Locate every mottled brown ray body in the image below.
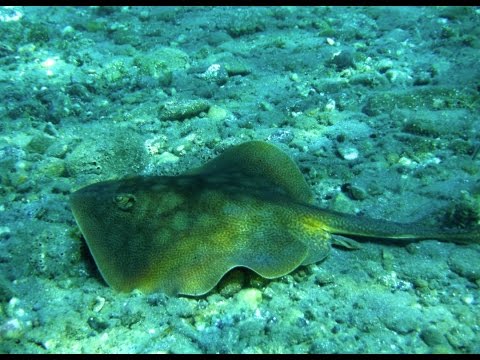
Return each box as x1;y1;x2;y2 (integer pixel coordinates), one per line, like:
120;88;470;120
70;141;479;296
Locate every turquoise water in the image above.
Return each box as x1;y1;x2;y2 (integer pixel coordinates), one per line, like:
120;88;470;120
0;6;479;354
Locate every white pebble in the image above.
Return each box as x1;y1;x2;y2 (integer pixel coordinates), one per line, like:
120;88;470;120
462;294;474;305
338;146;359;161
398;156;413;167
324;99;336;112
93;296;106;312
1;318;23;339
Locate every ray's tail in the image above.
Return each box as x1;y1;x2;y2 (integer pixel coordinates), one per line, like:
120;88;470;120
311;207;480;245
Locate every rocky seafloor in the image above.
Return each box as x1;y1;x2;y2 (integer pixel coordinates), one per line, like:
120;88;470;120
0;6;479;353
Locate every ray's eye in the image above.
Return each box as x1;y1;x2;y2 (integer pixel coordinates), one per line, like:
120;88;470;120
114;193;136;211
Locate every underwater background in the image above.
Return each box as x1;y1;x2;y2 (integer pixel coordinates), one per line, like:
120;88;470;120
0;6;479;354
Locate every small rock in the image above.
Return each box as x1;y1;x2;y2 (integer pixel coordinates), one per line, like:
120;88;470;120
165;298;193;318
27;134;55;154
377;59;394;73
46;142;69;159
224;60;251;76
156;152;179;164
236;288;262;310
420;326;448;347
0;226;11;238
337;145;359;161
92;296;106;313
0;318;24;339
199;64;228;85
208;105;228;121
314;269;335;286
382;308;419;334
349;185;367;200
267;129;294;144
218;269;245;297
448;248;480;282
40;158;66;177
87;316;109;332
328;49;356;71
159;100;210;121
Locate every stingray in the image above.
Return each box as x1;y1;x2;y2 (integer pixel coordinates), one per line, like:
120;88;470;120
70;141;479;296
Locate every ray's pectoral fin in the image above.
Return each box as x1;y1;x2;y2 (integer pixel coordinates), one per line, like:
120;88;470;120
188;141;314;204
235;228;309;280
175;228;310;296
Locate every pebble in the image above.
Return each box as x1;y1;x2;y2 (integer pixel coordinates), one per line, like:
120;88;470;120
448;248;480;282
420;326;448;347
159;100;210;121
92;296;106;313
208;106;228;121
236;288;262;310
40;158;66;177
26;134;55;154
382;307;419;334
337;146;359;160
0;226;11;238
224;61;251;77
218;269;245;298
200;64;228;85
0;318;24;339
349;185;367;200
398;156;414;167
157;152;179;164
